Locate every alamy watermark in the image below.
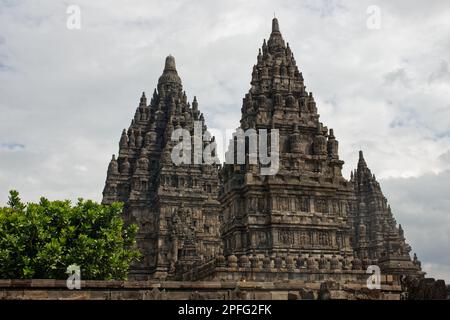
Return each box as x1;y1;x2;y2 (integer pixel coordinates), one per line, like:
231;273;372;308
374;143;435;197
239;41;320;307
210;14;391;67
170;121;280;175
366;265;381;290
366;5;381;30
66;264;81;290
66;5;81;30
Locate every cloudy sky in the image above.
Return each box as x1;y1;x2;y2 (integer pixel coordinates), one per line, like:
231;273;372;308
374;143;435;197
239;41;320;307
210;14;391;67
1;0;449;281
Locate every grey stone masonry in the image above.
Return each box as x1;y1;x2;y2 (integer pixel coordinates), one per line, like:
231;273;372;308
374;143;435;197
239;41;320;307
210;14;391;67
103;18;424;284
102;55;222;280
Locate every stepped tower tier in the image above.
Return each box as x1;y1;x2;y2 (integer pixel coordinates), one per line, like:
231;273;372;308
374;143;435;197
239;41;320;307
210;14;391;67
102;56;222;280
219;18;355;264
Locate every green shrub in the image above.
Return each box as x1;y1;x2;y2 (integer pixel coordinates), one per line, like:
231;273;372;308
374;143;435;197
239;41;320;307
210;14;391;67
0;190;141;280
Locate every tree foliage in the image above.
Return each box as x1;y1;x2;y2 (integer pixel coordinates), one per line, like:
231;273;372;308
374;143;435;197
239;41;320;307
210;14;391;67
0;190;141;280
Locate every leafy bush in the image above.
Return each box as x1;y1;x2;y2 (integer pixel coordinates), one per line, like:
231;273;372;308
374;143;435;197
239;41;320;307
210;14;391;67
0;190;141;280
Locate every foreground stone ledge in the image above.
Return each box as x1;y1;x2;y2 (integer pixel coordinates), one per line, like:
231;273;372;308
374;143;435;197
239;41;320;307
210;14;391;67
0;279;404;300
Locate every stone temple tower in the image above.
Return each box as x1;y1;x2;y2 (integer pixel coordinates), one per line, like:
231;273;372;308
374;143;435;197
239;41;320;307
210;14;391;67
220;18;355;263
102;56;222;280
102;18;423;283
350;150;423;276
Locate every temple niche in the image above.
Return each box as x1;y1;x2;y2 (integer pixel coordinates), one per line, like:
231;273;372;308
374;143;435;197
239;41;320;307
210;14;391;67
102;18;423;284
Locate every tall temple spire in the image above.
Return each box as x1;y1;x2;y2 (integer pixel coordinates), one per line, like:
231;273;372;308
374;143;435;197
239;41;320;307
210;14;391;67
351;150;422;277
221;17;353;263
103;55;221;280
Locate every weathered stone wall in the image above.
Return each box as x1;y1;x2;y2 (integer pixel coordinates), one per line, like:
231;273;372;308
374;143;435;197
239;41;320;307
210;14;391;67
0;278;402;300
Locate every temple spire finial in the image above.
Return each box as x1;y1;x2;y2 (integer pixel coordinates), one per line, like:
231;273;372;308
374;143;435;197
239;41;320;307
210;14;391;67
192;96;198;110
164;54;177;72
267;17;285;54
272;17;280;33
158;55;182;88
139;91;147;106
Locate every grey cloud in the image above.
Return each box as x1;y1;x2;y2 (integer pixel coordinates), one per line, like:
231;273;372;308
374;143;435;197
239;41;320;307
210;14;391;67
0;142;25;151
301;0;347;17
381;170;450;282
0;62;9;71
384;68;411;87
438;150;450;164
429;60;450;84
